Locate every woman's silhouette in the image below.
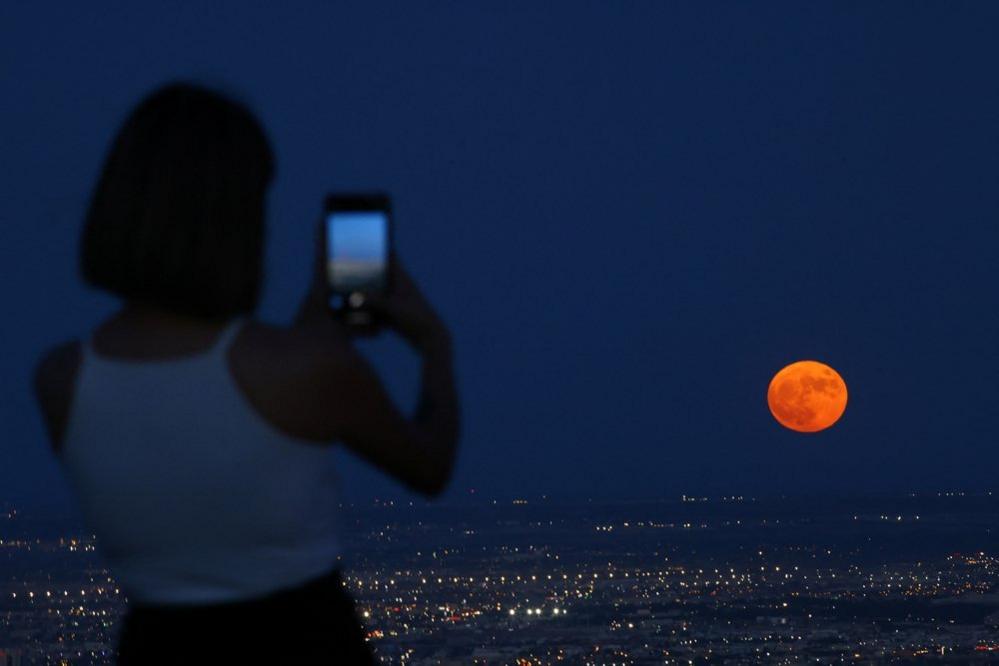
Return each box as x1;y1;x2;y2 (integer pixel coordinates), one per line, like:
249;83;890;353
32;82;459;664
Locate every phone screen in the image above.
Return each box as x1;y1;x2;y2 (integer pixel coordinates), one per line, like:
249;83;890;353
326;209;389;307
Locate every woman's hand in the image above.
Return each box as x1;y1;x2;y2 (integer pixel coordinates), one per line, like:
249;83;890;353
293;215;346;336
293;215;449;352
366;257;451;353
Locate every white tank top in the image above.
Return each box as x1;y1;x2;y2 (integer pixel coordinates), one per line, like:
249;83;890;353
58;317;343;605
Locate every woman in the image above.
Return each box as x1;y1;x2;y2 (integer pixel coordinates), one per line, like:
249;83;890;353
32;83;460;664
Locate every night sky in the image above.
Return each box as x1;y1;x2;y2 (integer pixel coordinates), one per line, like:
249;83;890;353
3;2;998;513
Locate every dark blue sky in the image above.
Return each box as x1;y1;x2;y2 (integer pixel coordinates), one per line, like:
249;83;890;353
3;2;998;512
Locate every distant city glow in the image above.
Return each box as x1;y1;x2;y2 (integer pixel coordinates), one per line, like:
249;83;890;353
2;494;995;662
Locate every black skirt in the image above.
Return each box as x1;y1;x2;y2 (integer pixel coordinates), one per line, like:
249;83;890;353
116;567;376;665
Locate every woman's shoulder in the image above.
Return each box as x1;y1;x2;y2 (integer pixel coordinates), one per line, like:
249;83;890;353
33;339;83;452
227;319;363;443
234;319;357;369
31;319;363;448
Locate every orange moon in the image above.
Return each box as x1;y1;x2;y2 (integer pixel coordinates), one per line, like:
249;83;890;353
767;360;847;433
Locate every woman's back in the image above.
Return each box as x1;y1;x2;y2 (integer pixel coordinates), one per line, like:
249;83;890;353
59;316;343;605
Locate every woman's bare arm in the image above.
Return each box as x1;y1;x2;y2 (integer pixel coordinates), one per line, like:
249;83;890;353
307;325;458;497
287;222;460;497
32;340;82;452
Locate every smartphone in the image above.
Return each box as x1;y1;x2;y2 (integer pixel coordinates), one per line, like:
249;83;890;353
324;193;393;327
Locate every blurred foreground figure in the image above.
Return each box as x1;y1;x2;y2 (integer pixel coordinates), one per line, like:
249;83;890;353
33;82;459;664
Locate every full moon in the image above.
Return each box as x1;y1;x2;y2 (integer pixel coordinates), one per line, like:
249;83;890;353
767;360;848;433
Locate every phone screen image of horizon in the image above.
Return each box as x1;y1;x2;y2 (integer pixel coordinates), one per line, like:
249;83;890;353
326;211;387;307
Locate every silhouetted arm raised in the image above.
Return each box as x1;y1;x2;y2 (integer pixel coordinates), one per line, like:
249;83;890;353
287;218;459;496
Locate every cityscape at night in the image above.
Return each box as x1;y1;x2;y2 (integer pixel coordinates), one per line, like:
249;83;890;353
2;491;997;664
5;3;999;664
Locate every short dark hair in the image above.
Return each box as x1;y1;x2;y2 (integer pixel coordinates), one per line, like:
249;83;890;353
80;82;274;318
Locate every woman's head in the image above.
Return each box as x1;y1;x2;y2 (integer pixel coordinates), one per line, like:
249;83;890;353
81;82;274;318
